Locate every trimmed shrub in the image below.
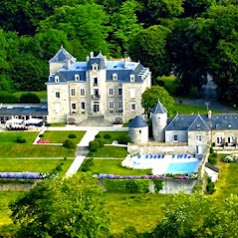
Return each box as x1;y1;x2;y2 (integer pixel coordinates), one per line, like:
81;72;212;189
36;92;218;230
68;133;77;139
153;179;163;192
206;177;216;194
16;136;26;143
210;147;214;154
81;158;94;172
208;152;218;165
55;164;63;171
102;179;150;193
0;91;18;103
95;134;101;139
19;93;40;103
103;134;112;139
118;135;131;144
39;134;44;138
63;139;76;149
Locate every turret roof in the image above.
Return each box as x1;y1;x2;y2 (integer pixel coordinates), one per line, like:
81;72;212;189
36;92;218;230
151;100;168;114
49;46;76;63
129;116;148;128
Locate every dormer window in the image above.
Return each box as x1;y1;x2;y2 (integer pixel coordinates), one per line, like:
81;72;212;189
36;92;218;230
75;74;80;81
113;73;118;81
130;74;135;82
55;76;59;83
92;63;98;71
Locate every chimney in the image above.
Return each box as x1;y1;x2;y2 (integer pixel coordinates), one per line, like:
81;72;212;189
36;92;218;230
86;55;89;61
90;51;94;58
208;110;212;119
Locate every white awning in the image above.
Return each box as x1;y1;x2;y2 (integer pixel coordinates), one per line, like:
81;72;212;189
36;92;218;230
5;119;24;125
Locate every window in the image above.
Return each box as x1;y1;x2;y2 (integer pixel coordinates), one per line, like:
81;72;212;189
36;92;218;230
130;88;136;98
55;92;60;98
228;136;233;145
109;88;114;96
131;103;136;111
71;103;76;110
109;101;114;110
118;101;123;109
130;74;135;82
118;88;122;96
55;76;59;83
81;102;85;110
75;74;80;81
173;134;178;142
71;89;76;96
113;73;118;81
196;134;202;141
92;64;98;71
80;88;85;96
216;137;222;145
93;77;98;86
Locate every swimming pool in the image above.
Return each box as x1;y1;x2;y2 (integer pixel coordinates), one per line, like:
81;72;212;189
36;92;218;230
166;161;199;174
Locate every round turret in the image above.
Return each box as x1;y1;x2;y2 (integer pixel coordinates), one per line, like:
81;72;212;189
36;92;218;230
151;100;168;142
129;116;148;143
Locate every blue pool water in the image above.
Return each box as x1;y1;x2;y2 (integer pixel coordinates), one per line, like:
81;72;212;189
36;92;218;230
166;161;199;174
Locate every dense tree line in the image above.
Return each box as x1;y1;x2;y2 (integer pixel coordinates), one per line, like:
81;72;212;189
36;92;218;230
1;0;238;103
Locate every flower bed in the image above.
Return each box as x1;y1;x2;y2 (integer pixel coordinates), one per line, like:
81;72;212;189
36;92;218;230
98;174;197;180
0;172;55;179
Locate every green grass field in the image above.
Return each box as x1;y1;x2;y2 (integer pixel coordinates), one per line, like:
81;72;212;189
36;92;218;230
0;131;78;157
84;159;151;175
105;193;171;234
91;146;128;158
13;91;47;100
96;131;129;143
43;131;85;143
0;158;72;174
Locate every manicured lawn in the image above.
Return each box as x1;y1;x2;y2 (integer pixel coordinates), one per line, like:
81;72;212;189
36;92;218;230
91;146;128;158
0;192;22;225
0;158;73;175
213;159;238;199
96;131;129;144
46;123;67;127
0;132;76;157
85;159;151;175
13;91;47;100
172;104;218;115
105;193;172;234
43;131;85;143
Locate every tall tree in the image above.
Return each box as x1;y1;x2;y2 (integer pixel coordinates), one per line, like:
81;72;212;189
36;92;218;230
111;0;143;56
128;25;171;83
10;173;110;238
38;4;110;60
152;193;238;238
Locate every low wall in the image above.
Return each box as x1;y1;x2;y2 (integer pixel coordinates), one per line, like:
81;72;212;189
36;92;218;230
0;183;36;191
128;143;189;154
159;179;200;194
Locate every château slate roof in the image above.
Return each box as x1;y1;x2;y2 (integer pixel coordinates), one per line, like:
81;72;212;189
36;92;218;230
187;114;210;131
47;48;150;84
0;106;48;116
49;46;76;63
151;100;168;114
129;116;148;128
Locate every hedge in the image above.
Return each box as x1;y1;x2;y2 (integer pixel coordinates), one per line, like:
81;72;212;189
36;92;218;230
102;179;150;193
153;179;163;192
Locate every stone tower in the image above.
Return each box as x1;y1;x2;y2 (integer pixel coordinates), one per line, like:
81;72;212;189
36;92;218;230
151;100;168;142
129;115;148;143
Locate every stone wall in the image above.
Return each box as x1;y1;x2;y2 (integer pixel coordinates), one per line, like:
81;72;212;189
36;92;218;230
0;182;37;192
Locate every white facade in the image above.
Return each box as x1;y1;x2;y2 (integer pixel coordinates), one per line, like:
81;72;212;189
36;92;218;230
46;47;151;124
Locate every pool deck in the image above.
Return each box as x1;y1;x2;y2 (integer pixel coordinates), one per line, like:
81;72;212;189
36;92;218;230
122;154;202;175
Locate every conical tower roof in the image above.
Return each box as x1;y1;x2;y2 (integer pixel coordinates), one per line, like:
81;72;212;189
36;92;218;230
151;100;168;114
129;116;148;128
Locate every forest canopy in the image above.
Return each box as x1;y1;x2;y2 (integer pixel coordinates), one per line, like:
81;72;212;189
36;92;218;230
1;0;238;103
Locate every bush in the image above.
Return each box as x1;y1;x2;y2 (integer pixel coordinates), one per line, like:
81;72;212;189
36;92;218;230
19;93;40;103
16;136;26;143
81;158;94;172
63;139;76;149
103;134;112;139
0;91;18;103
102;179;150;193
206;177;216;194
55;164;63;171
68;133;77;139
39;134;44;138
118;135;131;144
210;147;214;154
153;179;163;192
208;152;218;165
95;134;101;139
